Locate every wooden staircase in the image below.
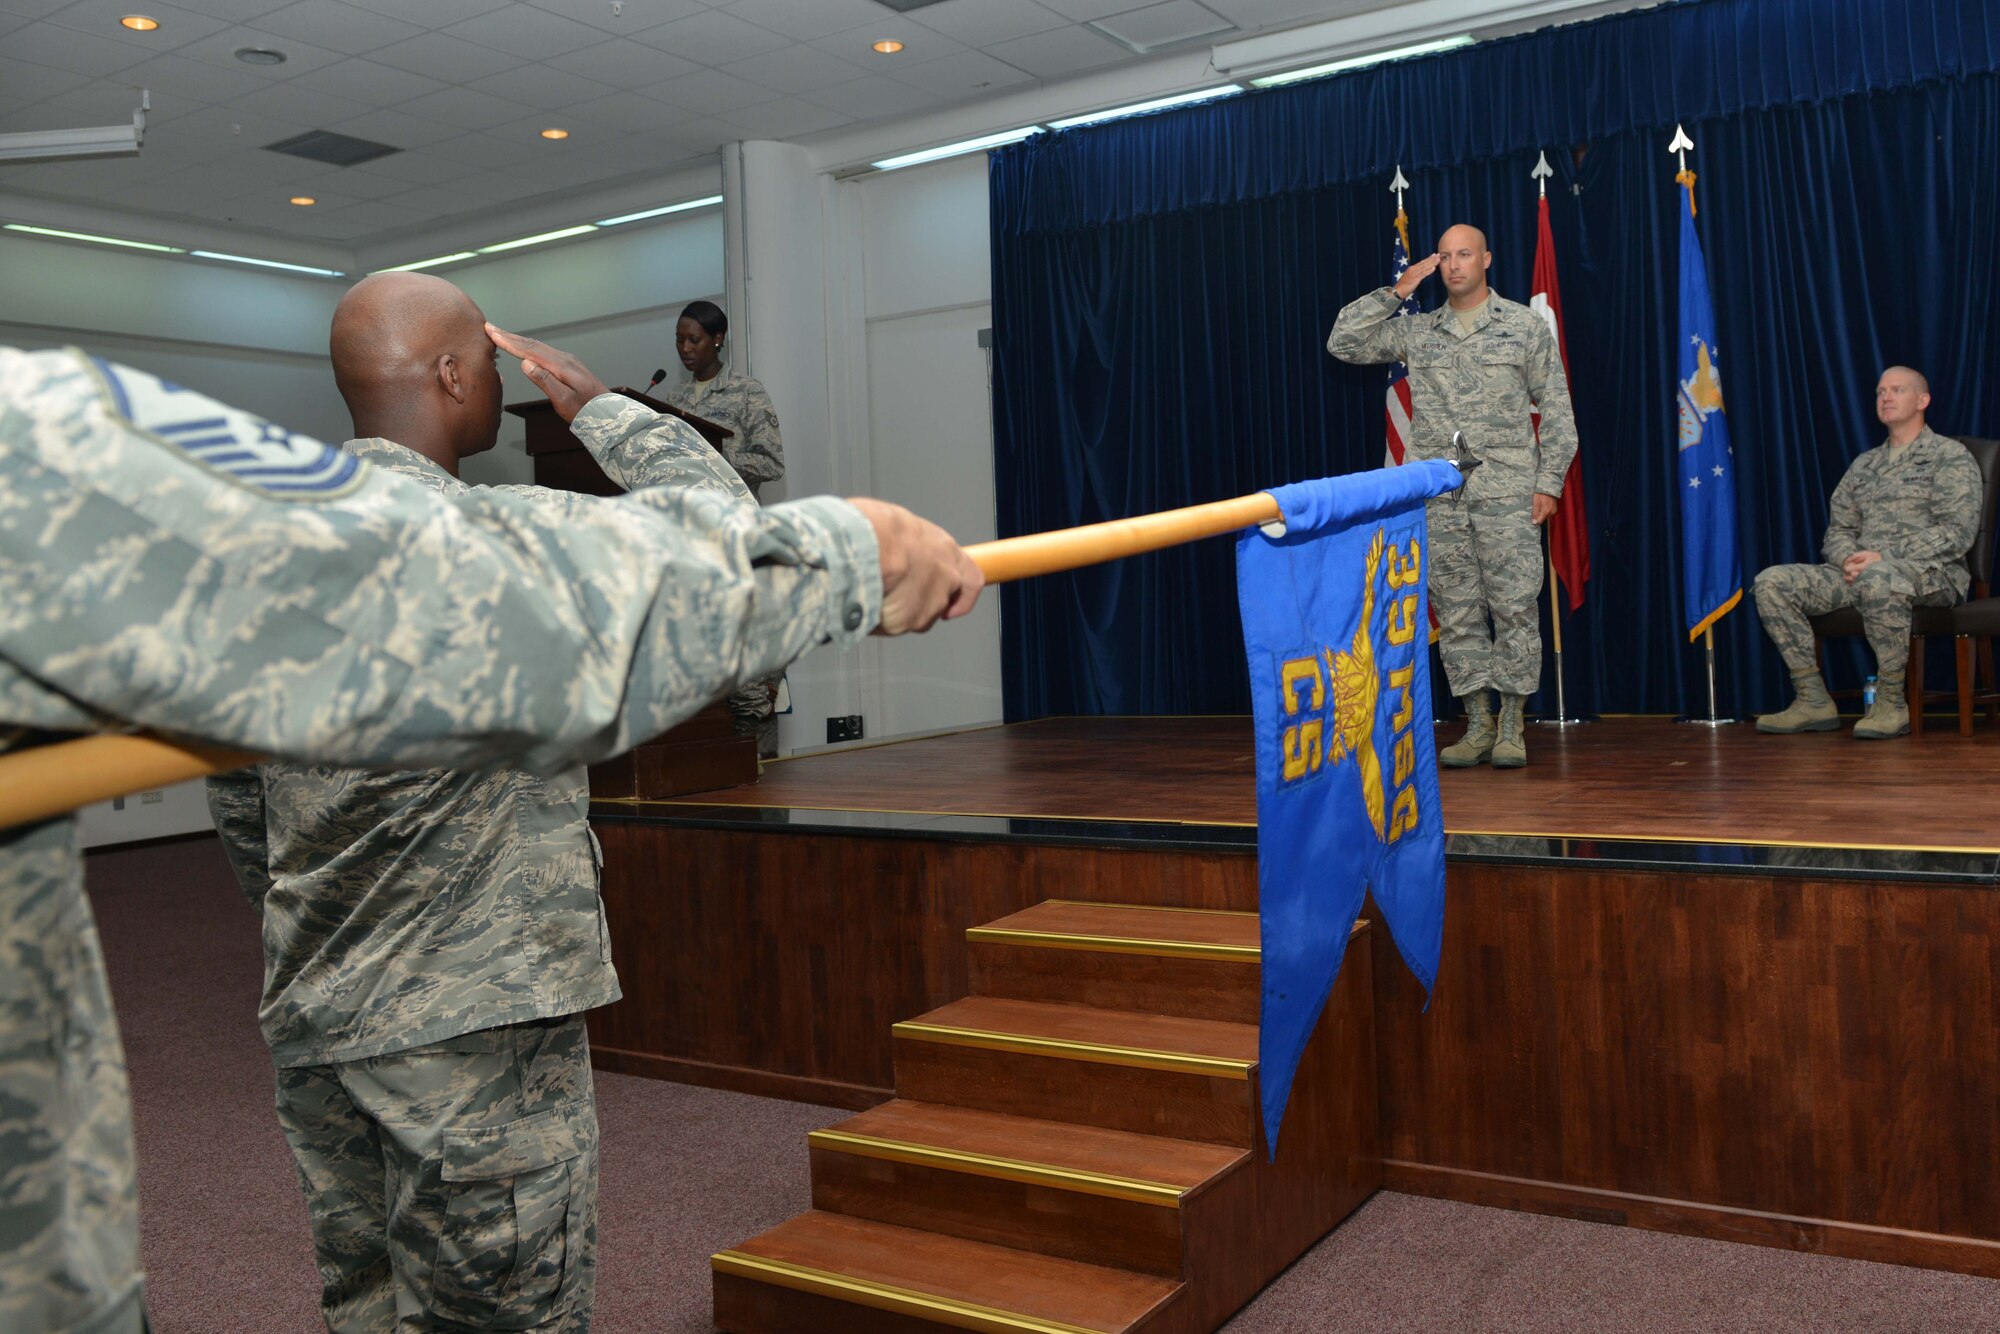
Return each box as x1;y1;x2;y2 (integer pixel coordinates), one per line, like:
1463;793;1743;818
713;900;1380;1334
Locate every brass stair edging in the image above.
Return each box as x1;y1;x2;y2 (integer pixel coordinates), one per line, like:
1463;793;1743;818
1043;899;1257;919
967;925;1257;962
893;1021;1253;1079
809;1129;1187;1206
711;1250;1117;1334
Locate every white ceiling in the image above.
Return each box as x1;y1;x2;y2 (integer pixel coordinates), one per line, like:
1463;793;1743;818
0;0;1376;263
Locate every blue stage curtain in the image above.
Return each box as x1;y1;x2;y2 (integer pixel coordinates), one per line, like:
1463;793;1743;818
992;0;2000;719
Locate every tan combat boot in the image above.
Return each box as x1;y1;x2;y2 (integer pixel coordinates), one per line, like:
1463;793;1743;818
1439;690;1496;767
1490;693;1528;768
1754;672;1841;734
1853;672;1910;740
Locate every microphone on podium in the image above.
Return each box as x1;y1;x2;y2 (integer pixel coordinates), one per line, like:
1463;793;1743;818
640;368;667;394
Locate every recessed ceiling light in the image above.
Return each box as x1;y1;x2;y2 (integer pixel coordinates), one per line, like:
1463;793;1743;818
235;47;286;66
289;196;315;206
872;39;904;54
540;128;569;140
119;15;160;32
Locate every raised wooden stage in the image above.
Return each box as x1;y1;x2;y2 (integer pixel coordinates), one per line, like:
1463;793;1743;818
587;716;2000;1327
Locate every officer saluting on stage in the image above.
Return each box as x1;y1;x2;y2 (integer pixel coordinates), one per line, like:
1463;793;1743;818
1328;223;1579;769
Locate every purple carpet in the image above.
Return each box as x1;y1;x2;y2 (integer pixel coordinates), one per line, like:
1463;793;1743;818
87;837;1999;1332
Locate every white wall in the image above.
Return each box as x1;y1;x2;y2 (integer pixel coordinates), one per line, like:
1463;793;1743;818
849;154;1003;739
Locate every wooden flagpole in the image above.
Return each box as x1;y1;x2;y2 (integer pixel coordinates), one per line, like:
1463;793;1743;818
2;491;1292;831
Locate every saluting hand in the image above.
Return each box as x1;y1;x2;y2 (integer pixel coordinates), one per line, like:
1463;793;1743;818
846;498;985;635
1394;252;1443;300
487;323;609;423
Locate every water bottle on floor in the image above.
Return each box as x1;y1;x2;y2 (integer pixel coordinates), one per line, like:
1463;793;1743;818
1863;674;1877;709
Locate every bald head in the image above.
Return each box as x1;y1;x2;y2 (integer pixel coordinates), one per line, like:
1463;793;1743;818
1876;365;1931;441
330;272;502;470
1435;223;1492;307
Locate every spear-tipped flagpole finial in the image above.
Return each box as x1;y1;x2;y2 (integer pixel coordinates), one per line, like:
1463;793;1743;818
1531;150;1553;199
1668;123;1693;175
1390;164;1409;212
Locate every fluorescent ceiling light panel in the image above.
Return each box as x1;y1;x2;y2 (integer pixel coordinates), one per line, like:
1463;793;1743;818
5;223;182;253
191;250;344;276
872;127;1040;173
597;195;723;226
374;252;479;273
1250;36;1474;87
477;225;597;254
1050;85;1244;130
0;90;149;164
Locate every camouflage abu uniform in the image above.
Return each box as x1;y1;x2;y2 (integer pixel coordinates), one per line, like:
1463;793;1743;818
659;365;788;751
1328;288;1578;697
656;365;784;503
205;399;751;1331
0;348;882;1334
1751;425;1980;678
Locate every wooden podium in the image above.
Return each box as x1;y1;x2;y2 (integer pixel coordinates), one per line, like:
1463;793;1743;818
504;388;758;799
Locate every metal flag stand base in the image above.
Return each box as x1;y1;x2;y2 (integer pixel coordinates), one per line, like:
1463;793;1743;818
1535;550;1590;726
1677;625;1739;725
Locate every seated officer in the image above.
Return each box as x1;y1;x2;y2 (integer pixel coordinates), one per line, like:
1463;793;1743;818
1752;366;1981;739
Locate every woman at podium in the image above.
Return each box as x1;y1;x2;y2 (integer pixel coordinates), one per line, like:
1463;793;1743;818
660;300;785;502
662;300;788;753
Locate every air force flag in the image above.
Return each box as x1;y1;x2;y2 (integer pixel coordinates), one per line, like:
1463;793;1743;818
1236;461;1461;1155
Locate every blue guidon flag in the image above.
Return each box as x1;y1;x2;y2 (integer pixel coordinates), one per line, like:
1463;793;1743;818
1674;190;1741;641
1236;461;1462;1155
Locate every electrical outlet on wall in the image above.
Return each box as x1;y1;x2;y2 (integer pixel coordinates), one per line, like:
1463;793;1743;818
826;715;864;744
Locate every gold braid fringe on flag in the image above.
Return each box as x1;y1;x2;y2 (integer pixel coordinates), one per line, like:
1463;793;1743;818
0;493;1288;830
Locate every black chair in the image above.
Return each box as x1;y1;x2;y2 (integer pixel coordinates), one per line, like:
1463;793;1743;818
1809;435;2000;737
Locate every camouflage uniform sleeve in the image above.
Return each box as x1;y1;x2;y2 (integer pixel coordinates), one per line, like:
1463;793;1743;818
1900;438;1983;565
568;392;752;503
728;378;786;487
204;767;274;906
1822;461;1865;566
0;348;881;773
1326;287;1412;366
1523;317;1579;496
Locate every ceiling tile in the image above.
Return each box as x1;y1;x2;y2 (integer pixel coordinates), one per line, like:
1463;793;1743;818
286;165;412;199
318;197;439;229
119;49;279;102
426;129;539;170
640;65;773;115
335;0;512;29
221;80;374;126
1034;0;1141;16
0;55;96;103
986;23;1127;78
544;36;699;89
480;109;617;144
0;100;134;132
629;9;788;66
718;43;867;93
172;24;347;78
910;0;1070;46
365;31;526;83
0;158;133;198
141;0;294;19
721;0;886;42
344;146;488;184
438;4;607;60
799;73;943;122
0;0;75;16
628;113;740;156
250;1;428;56
464;63;616;112
888;48;1035;97
553;90;687;134
42;0;231;53
326;106;465;150
144;102;313;157
1087;0;1236;52
805;22;966;67
283;211;376;239
716;94;850;140
526;0;708;35
4;20;156;76
290;57;449;108
393;84;526;131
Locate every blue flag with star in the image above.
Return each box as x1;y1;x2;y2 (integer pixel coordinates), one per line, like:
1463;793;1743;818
1236;460;1462;1156
1676;188;1742;640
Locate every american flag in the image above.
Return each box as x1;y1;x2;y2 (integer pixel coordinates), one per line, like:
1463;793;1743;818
1385;229;1421;466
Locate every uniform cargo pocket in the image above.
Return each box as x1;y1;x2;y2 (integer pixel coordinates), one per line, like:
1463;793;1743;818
430;1098;593;1327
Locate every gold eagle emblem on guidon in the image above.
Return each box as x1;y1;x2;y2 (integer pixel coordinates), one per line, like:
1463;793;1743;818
1277;529;1391;843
